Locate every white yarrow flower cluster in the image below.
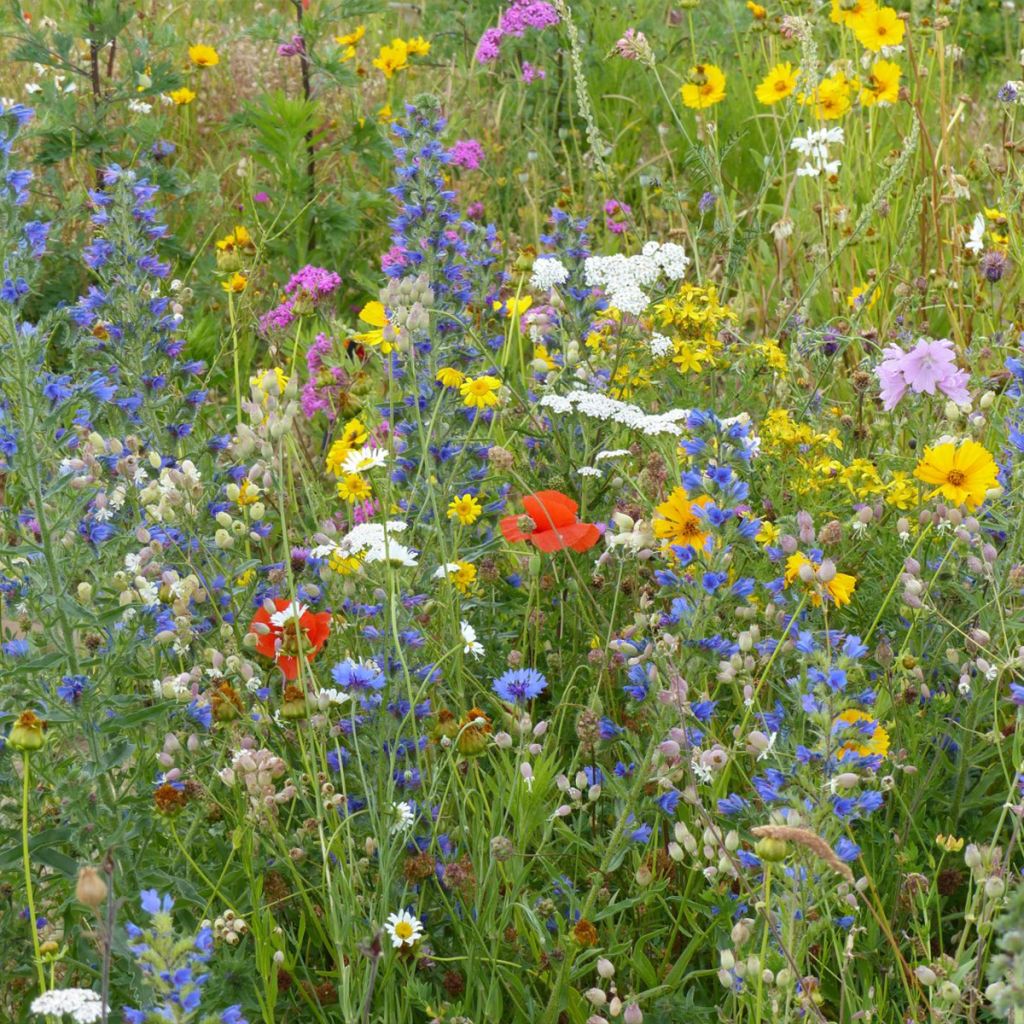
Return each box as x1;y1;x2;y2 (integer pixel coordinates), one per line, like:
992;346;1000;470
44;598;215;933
540;389;691;437
530;256;570;291
791;127;844;178
583;241;689;315
649;332;674;357
30;989;106;1024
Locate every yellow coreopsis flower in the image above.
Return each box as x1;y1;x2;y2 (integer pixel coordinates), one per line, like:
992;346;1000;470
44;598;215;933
405;36;431;57
860;59;901;106
325;418;369;476
850;6;905;52
810;72;853;120
653;489;711;552
357;301;394;354
335;25;365;47
373;39;409;78
436;367;466;389
188;44;219;67
830;0;877;25
447;493;483;526
834;709;889;758
221;272;247;294
169;87;196;105
217;225;253;252
681;64;726;110
460;376;502;410
784;552;857;607
755;63;799;105
493;296;533;318
847;283;878;310
337;474;373;503
913;440;998;509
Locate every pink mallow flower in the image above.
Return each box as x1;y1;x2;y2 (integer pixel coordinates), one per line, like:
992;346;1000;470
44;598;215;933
874;337;969;411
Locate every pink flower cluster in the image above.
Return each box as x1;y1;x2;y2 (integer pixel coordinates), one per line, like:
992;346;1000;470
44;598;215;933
301;333;349;420
259;264;342;333
603;199;632;235
874;337;969;410
449;139;485;171
522;61;546;83
476;0;560;64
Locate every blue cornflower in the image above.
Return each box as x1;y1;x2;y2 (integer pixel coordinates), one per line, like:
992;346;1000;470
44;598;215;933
492;668;547;703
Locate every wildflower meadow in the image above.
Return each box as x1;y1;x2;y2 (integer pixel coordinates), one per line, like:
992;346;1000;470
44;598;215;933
5;0;1024;1021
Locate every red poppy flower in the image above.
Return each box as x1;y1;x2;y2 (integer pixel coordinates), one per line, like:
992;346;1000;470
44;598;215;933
249;599;331;681
500;490;601;553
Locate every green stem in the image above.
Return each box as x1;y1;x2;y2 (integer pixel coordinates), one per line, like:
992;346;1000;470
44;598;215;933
22;752;46;995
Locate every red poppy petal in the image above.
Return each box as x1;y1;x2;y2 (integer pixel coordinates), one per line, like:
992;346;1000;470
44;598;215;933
255;634;277;659
276;655;299;680
530;526;570;552
272;597;292;612
569;523;601;552
524;491;577;529
250;607;271;628
300;612;332;649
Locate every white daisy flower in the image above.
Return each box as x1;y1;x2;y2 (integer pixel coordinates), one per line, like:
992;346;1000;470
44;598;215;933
270;601;308;628
390;801;415;833
384;908;424;948
460;621;484;658
342;446;389;474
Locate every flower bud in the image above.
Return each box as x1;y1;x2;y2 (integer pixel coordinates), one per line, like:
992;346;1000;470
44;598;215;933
8;710;46;751
76;866;109;909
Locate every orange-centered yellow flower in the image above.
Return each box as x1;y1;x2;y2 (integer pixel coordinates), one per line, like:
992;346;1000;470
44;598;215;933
188;44;219;67
653;489;711;553
755;63;799;105
681;64;726;110
913;440;998;509
860;59;901;107
784;552;857;608
850;6;905;52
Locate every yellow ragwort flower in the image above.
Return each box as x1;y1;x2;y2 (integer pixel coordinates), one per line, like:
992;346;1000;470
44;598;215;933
337;474;373;503
169;87;196;105
460;376;502;410
447;494;483;526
